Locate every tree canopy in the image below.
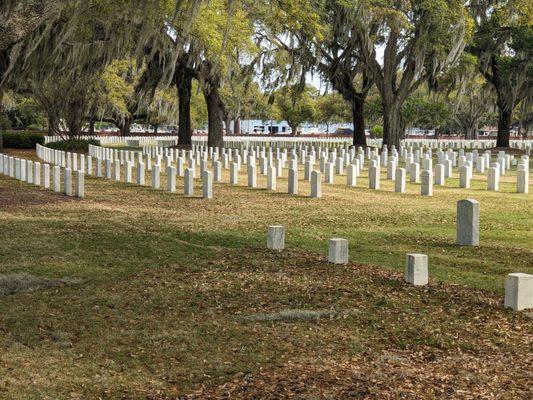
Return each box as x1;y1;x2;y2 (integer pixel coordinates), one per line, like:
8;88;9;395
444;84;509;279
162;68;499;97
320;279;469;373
1;0;531;146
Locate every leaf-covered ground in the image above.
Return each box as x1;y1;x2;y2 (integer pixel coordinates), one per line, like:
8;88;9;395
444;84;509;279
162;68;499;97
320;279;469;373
0;149;531;398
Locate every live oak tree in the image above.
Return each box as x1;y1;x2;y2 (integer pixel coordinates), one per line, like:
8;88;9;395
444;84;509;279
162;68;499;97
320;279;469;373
305;2;373;146
167;0;256;147
273;85;316;135
1;0;195;137
350;0;471;148
468;0;532;147
315;92;350;133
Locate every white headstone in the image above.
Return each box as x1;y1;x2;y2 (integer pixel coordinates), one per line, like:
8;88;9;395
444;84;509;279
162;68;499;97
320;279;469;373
328;238;349;264
202;170;213;199
405;254;428;286
456;199;479;246
267;226;285;251
504;273;533;311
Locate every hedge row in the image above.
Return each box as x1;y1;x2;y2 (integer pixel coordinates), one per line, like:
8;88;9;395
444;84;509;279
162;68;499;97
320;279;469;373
46;139;100;152
0;131;45;149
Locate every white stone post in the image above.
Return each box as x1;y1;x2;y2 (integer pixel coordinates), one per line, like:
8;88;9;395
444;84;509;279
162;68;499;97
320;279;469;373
387;160;396;180
435;164;445;186
409;162;420;183
43;164;50;189
112;161;120;181
137;162;145;185
124;161;132;183
248;164;257;188
267;166;277;190
395;167;406;193
152;164;160;189
34;162;41;186
328;238;348;264
53;166;61;192
184;168;194;196
26;161;33;184
421;170;433;196
104;159;112;179
86;156;92;176
369;165;380;189
347;164;357;187
445;159;452;178
64;168;72;196
325;162;334;184
405;254;428;286
267;226;285;251
311;170;322;198
456;199;479;246
167;166;176;192
288;168;298;194
96;158;103;178
214;160;222;182
230;162;238;185
76;171;85;198
504;273;533;311
459;166;470;189
476;156;485;173
487;164;499;191
516;168;528;194
202;170;213;199
304;160;313;180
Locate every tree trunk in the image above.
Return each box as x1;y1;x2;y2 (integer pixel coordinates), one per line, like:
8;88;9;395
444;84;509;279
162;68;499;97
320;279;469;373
65;98;85;139
0;87;4;151
177;71;192;146
48;113;61;136
88;118;95;135
351;97;367;147
290;124;298;136
465;125;476;140
496;94;512;148
204;86;224;148
234;117;241;134
153;124;159;135
120;117;132;136
224;118;231;135
382;100;402;149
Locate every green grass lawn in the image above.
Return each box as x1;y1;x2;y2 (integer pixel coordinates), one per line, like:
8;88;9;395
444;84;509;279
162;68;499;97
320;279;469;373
0;148;531;398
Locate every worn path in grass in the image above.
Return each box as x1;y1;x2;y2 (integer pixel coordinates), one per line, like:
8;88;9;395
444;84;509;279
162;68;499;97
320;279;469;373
0;149;531;398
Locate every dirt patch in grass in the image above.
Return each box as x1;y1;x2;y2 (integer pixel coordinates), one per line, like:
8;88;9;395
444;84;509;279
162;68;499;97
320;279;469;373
241;309;337;322
0;274;78;297
0;184;77;209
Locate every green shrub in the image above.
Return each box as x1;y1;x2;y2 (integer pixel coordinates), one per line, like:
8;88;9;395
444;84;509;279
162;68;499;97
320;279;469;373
370;124;384;138
1;131;45;149
46;139;100;153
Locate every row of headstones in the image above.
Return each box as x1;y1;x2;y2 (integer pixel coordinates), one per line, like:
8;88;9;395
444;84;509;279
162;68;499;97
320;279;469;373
0;154;84;197
264;199;532;311
38;144;216;199
41;142;530;200
89;141;527;182
131;143;530;196
190;137;532;152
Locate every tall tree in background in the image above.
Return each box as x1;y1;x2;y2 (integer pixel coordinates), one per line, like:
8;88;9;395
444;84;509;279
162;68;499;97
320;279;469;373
468;0;532;147
351;0;470;148
310;2;373;146
315;92;349;133
273;85;316;135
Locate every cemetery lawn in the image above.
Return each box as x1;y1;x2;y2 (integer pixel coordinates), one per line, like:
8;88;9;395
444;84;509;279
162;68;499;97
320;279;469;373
0;149;532;398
